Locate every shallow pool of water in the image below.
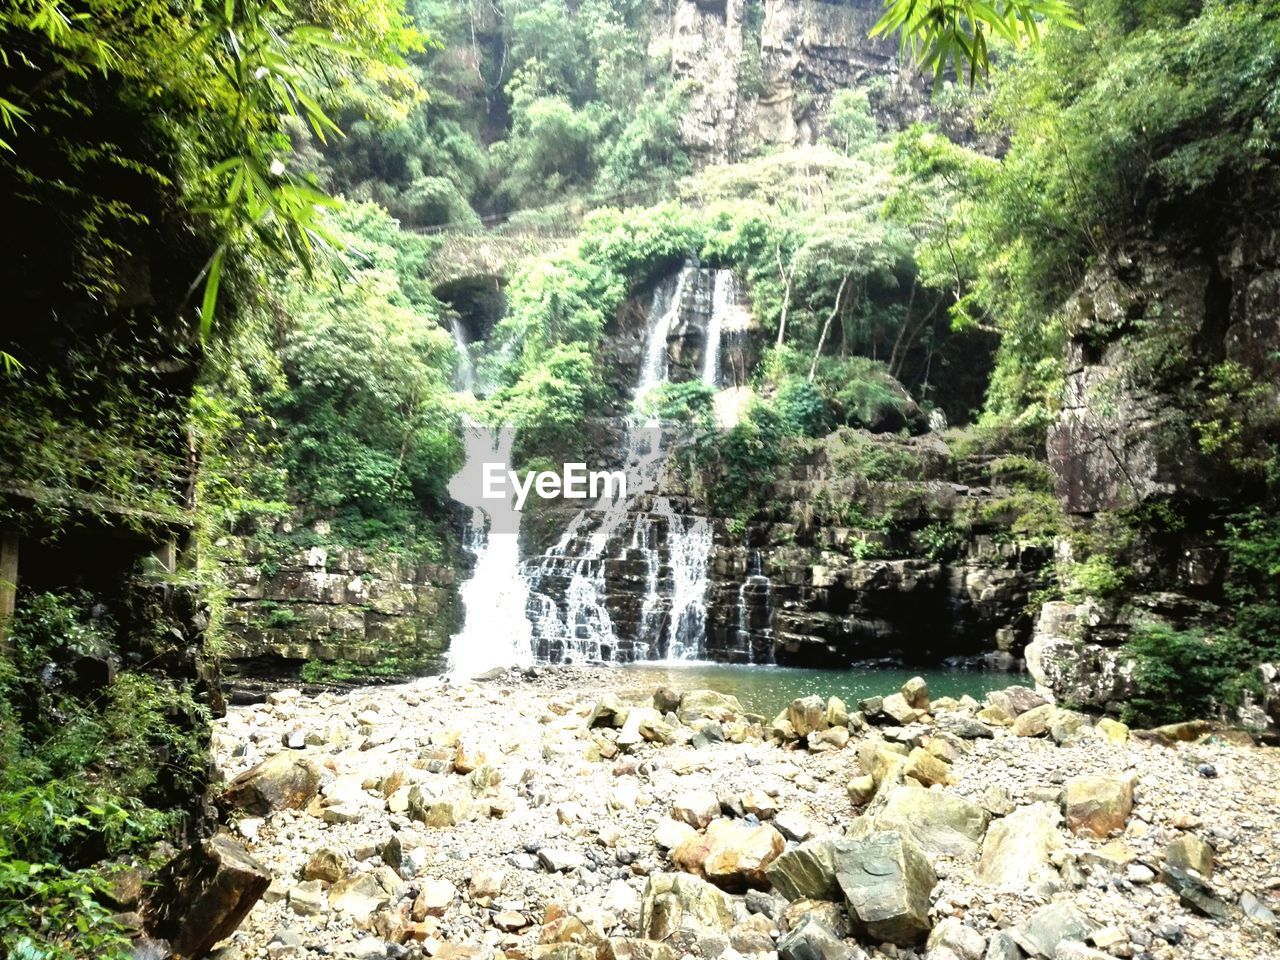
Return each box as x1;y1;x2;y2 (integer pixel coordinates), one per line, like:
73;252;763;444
620;661;1019;716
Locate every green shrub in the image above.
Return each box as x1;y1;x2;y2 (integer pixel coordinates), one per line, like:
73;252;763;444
774;377;830;438
1124;625;1249;726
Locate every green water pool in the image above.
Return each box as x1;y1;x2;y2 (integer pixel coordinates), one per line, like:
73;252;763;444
620;661;1018;716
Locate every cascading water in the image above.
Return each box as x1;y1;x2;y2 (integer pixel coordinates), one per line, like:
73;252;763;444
449;317;477;393
451;261;742;667
734;549;775;664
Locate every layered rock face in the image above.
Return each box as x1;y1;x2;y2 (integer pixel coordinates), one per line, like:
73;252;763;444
220;538;459;678
658;0;916;164
1032;231;1280;709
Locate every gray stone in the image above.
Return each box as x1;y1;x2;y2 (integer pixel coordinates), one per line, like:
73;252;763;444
935;716;994;740
835;831;936;946
978;804;1065;892
777;915;863;960
1010;903;1097;959
872;787;990;859
927;918;986;960
764;839;840;902
539;848;587;872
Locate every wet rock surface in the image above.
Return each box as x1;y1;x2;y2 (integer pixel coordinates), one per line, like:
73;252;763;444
204;666;1280;960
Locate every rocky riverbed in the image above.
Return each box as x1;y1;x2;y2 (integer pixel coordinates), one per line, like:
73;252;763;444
201;667;1280;960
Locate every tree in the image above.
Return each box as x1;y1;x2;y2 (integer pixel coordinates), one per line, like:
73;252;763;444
871;0;1081;84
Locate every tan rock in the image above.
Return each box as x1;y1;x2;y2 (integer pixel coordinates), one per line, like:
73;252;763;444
1012;704;1054;737
1096;718;1129;744
847;774;876;806
903;747;950;788
638;873;734;941
901;676;929;711
1164;834;1214;878
412;878;456;919
1063;775;1135;838
880;693;919;724
672;790;720;830
220;753;323;815
673;818;785;892
978;803;1065;892
302;847;346;884
788;696;828;738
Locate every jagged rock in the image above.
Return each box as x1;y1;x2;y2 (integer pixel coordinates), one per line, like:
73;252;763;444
1063;775;1135;837
468;867;503;899
655;818;699;850
880;693;919;725
988;687;1048;718
742;789;779;820
1012;704;1055;737
412;878;455;919
408;785;478;828
672;818;785;892
983;931;1022;960
289;880;328;916
901;677;929;711
729;913;779;954
835;831;936;946
926;918;986;960
588;694;628;728
1009;903;1097;958
1096;718;1129;743
302;847;346;884
1047;709;1089;745
1161;865;1232;919
221;752;323;815
978;803;1065;892
773;810;814;842
826;697;849;728
328;868;405;924
846;775;876;806
639;873;734;941
935;716;994;740
788;696;828;737
672;790;721;830
143;834;272;958
777;915;864;960
765;839;841;901
869;787;990;859
903;747;950;787
677;690;744;724
1164;834;1214;877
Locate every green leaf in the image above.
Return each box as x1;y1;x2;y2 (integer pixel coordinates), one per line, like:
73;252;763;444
200;248;227;337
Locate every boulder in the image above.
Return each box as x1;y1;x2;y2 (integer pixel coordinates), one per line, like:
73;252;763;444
588;695;628;729
765;839;841;902
408;785;478;828
935;716;994;740
903;748;950;788
1062;775;1135;837
808;727;850;752
412;878;456;918
1009;903;1096;958
653;686;684;714
777;915;863;960
220;752;323;815
639;873;734;942
1164;834;1214;878
925;918;986;960
1047;709;1089;745
987;687;1048;718
901;677;929;711
672;790;721;830
1012;704;1054;738
673;819;785;892
598;939;678;960
142;834;272;958
329;867;405;924
977;804;1065;892
677;690;744;725
1095;718;1129;744
826;697;849;728
1161;865;1231;919
880;693;919;725
302;847;346;884
871;787;990;859
835;831;936;946
289;880;328;917
788;696;829;738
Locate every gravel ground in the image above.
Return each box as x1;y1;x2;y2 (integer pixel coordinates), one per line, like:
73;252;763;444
207;666;1280;960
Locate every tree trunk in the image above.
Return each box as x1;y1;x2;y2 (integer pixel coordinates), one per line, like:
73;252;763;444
808;272;851;383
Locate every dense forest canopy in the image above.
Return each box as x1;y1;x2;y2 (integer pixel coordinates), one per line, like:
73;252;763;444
2;0;1280;956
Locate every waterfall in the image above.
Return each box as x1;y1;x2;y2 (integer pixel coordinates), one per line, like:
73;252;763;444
449;317;477;393
454;261;742;667
734;549;775;664
446;421;534;677
702;270;730;386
